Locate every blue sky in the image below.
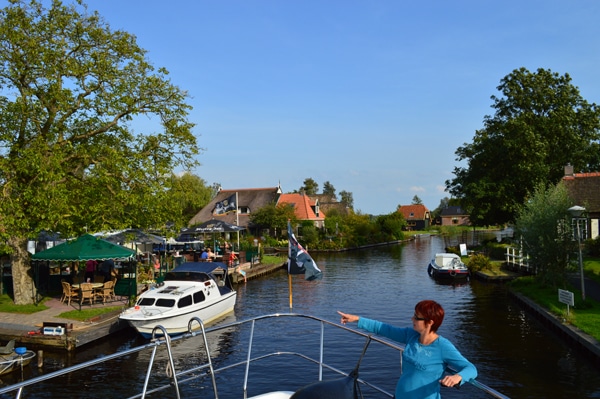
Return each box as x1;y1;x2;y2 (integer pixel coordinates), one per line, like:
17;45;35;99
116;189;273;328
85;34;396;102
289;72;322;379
36;1;600;214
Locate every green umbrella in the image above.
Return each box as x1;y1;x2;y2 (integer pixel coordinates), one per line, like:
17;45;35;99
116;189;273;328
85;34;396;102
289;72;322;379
31;234;136;262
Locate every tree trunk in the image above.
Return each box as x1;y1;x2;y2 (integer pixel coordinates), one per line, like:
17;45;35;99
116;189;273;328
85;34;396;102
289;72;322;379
9;236;36;305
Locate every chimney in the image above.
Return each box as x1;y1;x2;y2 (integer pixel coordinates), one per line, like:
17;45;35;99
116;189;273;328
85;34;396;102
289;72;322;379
564;164;574;177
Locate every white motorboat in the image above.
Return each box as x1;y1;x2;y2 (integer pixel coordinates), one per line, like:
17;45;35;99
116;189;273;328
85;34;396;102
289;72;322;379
119;261;236;338
427;253;470;281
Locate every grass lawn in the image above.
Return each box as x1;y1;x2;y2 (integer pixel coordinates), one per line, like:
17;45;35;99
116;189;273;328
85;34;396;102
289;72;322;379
0;294;125;321
509;276;600;342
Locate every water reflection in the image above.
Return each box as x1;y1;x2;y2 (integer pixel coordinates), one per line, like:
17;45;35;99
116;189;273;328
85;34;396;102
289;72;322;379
1;235;599;398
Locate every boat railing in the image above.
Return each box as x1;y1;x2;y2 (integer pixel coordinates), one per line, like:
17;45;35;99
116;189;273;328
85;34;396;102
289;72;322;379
0;313;509;399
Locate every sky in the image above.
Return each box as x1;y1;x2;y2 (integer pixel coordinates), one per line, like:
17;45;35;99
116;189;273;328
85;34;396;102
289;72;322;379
23;1;600;214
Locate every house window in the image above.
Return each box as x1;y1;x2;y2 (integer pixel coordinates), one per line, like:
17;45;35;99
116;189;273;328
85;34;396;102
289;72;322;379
452;217;459;225
239;206;250;214
409;212;414;218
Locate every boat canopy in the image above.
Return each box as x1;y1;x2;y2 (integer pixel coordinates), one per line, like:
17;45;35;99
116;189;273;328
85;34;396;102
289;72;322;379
170;262;228;274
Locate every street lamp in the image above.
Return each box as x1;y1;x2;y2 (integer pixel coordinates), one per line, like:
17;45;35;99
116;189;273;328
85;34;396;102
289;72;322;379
568;205;586;301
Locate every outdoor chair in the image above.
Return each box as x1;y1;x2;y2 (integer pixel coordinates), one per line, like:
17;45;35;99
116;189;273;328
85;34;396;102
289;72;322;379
61;281;79;306
94;280;114;304
79;282;94;306
110;277;117;300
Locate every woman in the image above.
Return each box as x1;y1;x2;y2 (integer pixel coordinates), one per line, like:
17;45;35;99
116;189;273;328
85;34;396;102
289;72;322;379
338;300;477;399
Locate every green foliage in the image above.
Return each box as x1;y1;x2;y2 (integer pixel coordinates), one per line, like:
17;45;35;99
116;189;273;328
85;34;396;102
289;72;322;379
299;222;319;248
339;190;354;210
586;237;600;257
515;182;574;287
411;195;423;205
165;173;213;233
0;0;197;304
322;181;336;198
467;253;492;272
250;203;297;238
299;178;319;195
483;241;509;260
446;67;600;226
374;212;406;241
509;277;600;340
0;294;48;313
58;306;123;321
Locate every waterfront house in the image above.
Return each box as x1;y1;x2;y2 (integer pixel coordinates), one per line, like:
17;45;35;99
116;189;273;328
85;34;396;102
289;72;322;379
440;206;470;226
188;185;282;231
562;165;600;239
397;204;431;231
278;193;326;228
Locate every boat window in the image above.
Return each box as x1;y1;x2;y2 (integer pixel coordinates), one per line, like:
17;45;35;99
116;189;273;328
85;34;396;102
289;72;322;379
138;298;155;306
178;295;193;308
155;299;176;307
193;291;206;304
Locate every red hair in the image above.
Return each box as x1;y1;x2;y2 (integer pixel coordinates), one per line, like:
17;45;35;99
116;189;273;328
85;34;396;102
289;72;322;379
415;300;444;332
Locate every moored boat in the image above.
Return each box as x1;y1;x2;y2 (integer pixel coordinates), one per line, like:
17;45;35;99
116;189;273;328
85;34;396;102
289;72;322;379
119;261;236;338
427;253;470;281
0;347;35;376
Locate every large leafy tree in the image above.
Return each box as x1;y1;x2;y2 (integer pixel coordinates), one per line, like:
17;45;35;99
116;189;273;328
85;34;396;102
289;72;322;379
0;0;198;304
446;67;600;226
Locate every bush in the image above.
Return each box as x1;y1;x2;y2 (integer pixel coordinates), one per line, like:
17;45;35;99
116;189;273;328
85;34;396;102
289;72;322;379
468;253;492;272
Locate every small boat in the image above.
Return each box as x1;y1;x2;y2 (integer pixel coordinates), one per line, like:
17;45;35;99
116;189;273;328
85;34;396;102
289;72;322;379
119;261;237;338
0;347;35;376
427;253;470;280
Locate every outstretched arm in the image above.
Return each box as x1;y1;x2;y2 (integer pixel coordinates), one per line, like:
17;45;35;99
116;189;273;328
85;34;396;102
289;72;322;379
337;311;359;325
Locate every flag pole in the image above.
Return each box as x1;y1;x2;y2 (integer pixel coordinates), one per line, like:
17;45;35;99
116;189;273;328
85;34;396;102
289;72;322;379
288;219;293;309
236;192;240;251
288;273;293;309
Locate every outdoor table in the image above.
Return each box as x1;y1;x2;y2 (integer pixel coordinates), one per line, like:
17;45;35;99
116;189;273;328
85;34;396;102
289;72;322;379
71;282;103;290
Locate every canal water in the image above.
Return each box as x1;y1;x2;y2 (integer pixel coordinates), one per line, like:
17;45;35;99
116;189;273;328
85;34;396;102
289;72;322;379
1;235;600;398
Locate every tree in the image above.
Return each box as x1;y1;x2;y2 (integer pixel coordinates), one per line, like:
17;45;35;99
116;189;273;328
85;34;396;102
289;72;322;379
249;203;297;237
446;67;600;226
0;1;198;304
411;195;423;205
375;212;406;241
322;181;336;198
166;173;213;232
339;190;354;210
514;182;574;287
299;178;319;195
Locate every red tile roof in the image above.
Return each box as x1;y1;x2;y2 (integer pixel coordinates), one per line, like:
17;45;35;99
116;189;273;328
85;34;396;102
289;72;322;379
278;193;325;221
397;204;430;220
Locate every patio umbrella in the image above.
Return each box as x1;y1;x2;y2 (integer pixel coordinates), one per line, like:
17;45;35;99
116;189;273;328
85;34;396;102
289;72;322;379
31;234;136;261
101;229;165;257
181;219;245;252
183;219;244;233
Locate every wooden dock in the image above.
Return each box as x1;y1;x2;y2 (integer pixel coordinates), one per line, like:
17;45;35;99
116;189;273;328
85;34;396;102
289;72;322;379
229;261;285;284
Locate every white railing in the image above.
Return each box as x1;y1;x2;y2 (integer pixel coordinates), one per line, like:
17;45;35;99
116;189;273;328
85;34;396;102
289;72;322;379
0;314;509;399
505;246;534;273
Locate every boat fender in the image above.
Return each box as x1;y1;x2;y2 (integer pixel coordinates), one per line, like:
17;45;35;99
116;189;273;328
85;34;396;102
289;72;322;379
290;374;359;399
449;270;456;276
